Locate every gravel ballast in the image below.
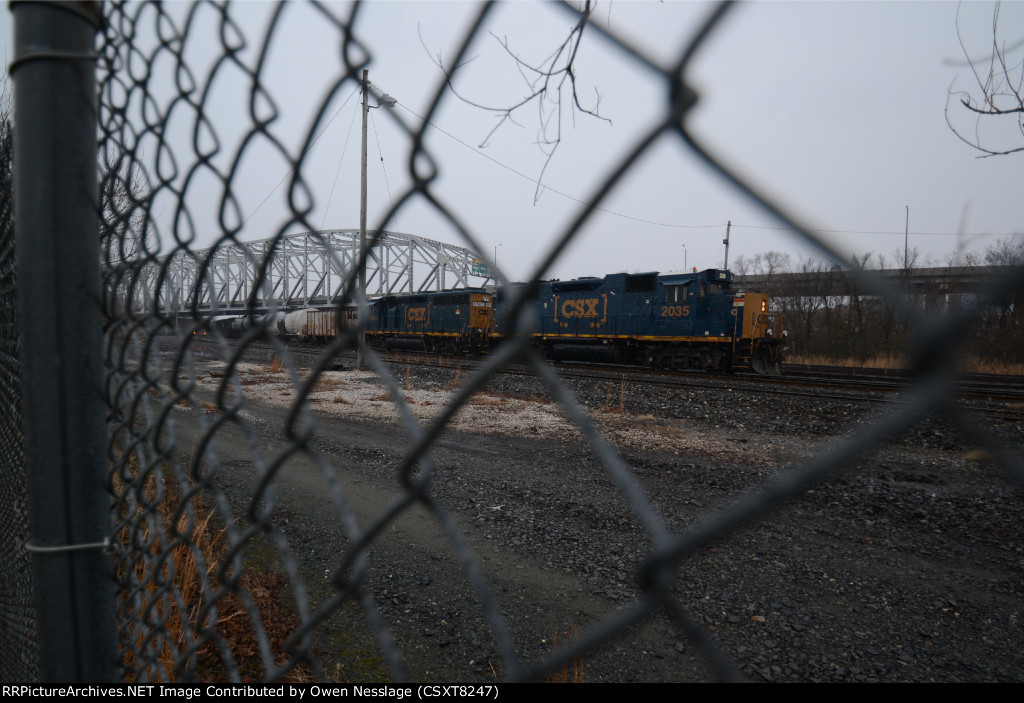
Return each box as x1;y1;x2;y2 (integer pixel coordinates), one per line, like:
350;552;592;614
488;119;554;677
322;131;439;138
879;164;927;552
176;355;1023;682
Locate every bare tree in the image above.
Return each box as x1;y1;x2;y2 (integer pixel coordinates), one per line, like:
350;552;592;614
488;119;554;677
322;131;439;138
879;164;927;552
890;245;922;271
781;256;827;356
946;1;1024;157
983;235;1024;265
751;250;792;280
100;154;156;267
0;77;12;213
731;254;750;277
428;1;610;201
944;249;983;267
1;76;14;273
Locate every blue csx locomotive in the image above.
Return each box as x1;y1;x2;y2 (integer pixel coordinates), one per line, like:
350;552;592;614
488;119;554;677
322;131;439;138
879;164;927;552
247;268;786;373
497;269;786;373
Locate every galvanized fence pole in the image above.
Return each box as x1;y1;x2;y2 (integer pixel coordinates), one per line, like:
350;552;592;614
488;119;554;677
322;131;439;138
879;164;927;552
12;0;116;681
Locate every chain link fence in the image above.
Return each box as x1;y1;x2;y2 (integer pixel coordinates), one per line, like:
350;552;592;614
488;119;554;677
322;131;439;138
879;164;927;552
3;0;1021;683
0;67;38;682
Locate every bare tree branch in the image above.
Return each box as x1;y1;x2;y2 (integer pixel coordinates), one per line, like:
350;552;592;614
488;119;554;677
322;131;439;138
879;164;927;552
424;1;611;202
946;1;1024;157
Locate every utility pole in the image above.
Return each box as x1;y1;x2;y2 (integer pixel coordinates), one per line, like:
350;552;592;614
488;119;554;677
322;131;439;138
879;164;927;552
723;220;731;271
358;68;369;367
904;205;909;271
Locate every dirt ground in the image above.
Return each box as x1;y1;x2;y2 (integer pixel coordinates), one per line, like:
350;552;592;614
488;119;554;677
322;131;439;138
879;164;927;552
163;356;1023;682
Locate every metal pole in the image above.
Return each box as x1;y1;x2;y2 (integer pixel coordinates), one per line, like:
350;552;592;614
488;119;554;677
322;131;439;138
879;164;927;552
904;205;909;270
358;68;369;367
723;220;731;271
12;0;116;681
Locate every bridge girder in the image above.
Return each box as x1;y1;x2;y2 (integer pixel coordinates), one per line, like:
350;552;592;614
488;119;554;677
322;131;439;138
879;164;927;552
134;229;490;315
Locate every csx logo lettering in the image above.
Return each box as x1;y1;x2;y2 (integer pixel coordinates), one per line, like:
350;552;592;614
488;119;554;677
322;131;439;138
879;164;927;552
560;298;600;318
407;307;428;323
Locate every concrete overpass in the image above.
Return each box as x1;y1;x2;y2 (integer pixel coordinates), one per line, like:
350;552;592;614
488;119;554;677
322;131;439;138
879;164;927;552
736;265;1018;298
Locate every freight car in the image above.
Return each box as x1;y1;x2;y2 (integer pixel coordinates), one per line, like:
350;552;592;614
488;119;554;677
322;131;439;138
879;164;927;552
210;314;252;339
496;269;786;373
263;307;360;343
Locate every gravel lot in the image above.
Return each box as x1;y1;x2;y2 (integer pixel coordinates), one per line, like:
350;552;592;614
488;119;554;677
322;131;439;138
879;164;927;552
179;353;1023;682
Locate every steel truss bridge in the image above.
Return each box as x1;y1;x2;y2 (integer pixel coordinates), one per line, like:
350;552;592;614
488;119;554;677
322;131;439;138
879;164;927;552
139;230;492;315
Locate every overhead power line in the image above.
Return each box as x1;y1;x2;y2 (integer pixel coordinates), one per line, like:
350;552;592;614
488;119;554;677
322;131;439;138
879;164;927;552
732;224;1020;238
391;98;724;231
382;86;1020;241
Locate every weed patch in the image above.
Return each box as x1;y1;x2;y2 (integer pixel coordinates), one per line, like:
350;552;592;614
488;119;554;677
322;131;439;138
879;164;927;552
116;453;314;681
545;626;584;683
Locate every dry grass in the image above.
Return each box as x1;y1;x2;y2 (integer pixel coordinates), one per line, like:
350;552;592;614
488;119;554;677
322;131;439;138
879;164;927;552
597;379;627;414
309;376;344;393
147;386;180;403
118;462;225;681
470;389;551;406
545;626;584;683
788;353;907;370
789;353;1024;376
446;367;462;389
964;448;997;463
117;450;315;682
470;393;507;407
960;356;1024;376
368;391;414;404
242;358;287;386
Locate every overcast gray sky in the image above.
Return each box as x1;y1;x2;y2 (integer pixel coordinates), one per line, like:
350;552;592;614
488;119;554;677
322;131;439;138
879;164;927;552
3;1;1021;281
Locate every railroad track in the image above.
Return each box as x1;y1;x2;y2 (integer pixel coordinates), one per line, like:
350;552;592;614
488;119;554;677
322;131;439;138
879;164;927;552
174;336;1024;422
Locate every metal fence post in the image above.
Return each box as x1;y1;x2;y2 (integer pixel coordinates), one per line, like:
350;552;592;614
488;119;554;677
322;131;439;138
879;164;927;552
12;0;116;682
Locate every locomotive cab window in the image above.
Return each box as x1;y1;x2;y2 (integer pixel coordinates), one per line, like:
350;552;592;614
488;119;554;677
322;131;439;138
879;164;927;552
665;284;689;303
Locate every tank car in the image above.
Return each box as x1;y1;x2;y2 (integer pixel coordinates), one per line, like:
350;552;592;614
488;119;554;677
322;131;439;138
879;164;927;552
210;314;252;339
263;306;359;343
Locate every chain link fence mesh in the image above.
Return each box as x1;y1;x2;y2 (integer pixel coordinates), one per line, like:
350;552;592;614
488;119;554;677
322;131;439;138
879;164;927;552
0;75;38;683
0;0;1018;683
